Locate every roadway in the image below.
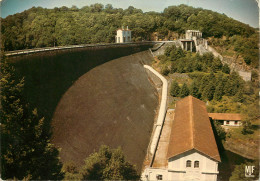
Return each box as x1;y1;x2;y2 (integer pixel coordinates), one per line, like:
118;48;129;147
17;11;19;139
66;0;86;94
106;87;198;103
4;41;172;57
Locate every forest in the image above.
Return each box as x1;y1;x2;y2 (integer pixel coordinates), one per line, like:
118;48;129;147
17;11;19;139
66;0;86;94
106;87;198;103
2;4;256;51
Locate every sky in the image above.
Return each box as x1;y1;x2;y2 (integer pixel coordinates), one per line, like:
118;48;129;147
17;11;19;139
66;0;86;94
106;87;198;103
0;0;259;28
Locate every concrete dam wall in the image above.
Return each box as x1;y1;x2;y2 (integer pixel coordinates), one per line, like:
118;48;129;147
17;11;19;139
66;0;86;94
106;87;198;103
7;43;158;172
52;51;159;171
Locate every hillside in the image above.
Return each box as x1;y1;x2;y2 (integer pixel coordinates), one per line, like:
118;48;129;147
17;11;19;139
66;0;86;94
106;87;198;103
2;4;255;52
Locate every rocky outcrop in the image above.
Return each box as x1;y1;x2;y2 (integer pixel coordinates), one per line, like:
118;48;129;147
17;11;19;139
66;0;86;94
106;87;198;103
208;46;253;81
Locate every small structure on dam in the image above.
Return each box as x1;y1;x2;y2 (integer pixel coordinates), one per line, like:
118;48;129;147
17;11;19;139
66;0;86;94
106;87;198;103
143;96;221;181
179;30;208;53
116;26;132;43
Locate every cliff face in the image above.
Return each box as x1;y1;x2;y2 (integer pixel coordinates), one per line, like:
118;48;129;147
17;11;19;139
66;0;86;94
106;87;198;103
51;51;159;171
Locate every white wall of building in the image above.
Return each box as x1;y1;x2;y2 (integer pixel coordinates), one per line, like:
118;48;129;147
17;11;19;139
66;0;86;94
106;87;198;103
223;120;242;126
116;29;131;43
168;150;219;181
144;168;168;181
144;150;219;181
186;30;202;40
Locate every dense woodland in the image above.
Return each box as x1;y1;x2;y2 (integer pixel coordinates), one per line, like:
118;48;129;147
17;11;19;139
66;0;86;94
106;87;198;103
2;4;256;50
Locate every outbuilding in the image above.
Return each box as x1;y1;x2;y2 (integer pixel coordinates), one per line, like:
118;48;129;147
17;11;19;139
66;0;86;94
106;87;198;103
208;113;242;126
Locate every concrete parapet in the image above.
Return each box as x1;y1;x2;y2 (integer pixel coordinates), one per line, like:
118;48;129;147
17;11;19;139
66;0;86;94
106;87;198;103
143;65;168;167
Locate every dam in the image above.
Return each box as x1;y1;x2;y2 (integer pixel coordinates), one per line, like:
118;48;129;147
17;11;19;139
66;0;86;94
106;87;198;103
6;43;159;171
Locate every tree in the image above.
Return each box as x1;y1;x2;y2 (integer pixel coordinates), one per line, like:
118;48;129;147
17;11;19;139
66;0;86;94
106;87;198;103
80;145;139;180
179;83;189;98
177;61;185;73
62;162;82;180
202;81;215;101
241;120;254;135
199;75;209;94
213;120;226;141
161;66;170;76
0;58;63;180
222;64;230;74
230;161;259;181
233;87;244;103
213;82;224;101
170;81;180;97
189;80;200;99
170;62;177;73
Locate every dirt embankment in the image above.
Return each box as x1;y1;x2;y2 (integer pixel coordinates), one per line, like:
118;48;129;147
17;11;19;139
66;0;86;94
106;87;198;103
224;138;259;160
51;51;159;172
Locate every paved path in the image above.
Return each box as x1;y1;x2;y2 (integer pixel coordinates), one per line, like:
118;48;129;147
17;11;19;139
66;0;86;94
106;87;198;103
5;42;155;57
5;41;174;57
152;109;174;168
143;65;168;161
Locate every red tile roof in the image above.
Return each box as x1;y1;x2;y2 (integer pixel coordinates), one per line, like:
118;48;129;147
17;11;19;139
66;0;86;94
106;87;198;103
208;113;242;121
167;96;221;162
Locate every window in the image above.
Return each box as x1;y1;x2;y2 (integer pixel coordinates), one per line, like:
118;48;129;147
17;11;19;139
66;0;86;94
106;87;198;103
226;121;230;125
235;121;238;125
194;161;199;168
186;160;192;167
156;174;163;180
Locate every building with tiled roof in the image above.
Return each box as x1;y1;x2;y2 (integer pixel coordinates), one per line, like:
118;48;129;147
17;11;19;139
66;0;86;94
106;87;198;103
208;113;242;126
143;96;220;181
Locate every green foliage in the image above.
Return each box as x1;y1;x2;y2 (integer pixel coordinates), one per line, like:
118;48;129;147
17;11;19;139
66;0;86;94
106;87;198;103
222;64;230;74
179;83;189;98
189;80;200;99
170;81;180;97
1;4;256;51
214;82;224;101
241;120;254;135
80;145;139;180
211;34;259;68
62;162;82;180
202;81;215;101
230;161;259;181
213;120;226;141
233;87;244;103
161;66;170;76
0;58;63;180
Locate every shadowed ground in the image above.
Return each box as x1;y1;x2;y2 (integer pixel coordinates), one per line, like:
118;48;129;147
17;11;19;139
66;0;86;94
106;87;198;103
51;51;159;171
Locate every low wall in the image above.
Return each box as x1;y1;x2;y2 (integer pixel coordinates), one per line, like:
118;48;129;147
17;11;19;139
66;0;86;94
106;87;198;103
143;65;168;167
4;42;155;57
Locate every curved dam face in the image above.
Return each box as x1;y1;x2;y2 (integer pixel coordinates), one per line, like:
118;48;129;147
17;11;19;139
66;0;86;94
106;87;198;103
8;43;154;132
52;51;158;171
